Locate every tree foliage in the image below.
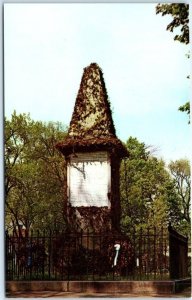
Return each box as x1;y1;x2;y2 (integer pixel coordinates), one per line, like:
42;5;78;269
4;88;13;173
120;137;189;235
5;111;68;236
178;101;190;123
168;159;191;236
121;138;168;231
156;3;190;122
5;114;190;237
156;3;189;44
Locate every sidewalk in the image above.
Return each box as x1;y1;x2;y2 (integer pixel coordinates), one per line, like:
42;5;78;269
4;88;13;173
6;287;191;298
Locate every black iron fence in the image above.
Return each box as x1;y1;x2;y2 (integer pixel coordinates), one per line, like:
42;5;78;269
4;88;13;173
168;225;189;279
6;227;173;281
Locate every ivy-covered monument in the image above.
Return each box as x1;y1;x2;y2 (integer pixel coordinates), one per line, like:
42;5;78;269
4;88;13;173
56;63;128;233
6;64;188;282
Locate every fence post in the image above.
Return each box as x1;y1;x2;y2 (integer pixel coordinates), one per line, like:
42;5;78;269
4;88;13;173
5;231;9;280
29;230;33;280
168;224;188;279
48;229;51;280
138;228;142;280
132;227;136;280
159;227;163;279
147;227;150;279
153;226;156;279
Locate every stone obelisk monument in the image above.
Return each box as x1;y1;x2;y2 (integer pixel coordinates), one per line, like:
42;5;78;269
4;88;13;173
56;63;128;232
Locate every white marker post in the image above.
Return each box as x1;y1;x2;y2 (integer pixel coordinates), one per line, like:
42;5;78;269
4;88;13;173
113;243;121;267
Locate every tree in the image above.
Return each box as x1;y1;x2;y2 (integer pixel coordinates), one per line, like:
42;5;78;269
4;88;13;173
178;102;190;124
5;111;68;236
120;137;176;232
156;3;190;121
168;159;191;236
156;4;189;44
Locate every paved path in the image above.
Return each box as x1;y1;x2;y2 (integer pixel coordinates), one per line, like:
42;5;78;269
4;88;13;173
6;288;191;298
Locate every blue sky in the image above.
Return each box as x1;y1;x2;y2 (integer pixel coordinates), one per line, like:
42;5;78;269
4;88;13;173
4;3;190;163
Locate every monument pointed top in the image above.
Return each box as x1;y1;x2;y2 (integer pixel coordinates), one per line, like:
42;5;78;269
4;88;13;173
56;63;128;158
68;62;116;138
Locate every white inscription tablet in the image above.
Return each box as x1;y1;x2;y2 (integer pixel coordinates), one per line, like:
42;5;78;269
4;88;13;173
68;152;111;207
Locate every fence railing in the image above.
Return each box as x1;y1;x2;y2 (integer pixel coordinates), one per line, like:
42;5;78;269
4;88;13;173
6;227;171;281
168;225;189;279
